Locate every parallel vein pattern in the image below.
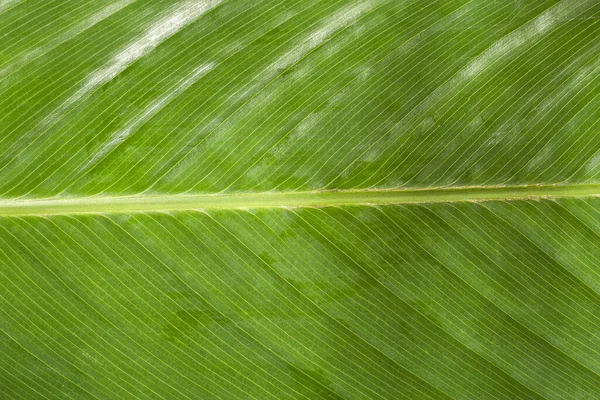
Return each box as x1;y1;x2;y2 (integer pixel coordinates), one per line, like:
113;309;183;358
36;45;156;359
2;200;600;399
2;0;600;399
0;0;599;197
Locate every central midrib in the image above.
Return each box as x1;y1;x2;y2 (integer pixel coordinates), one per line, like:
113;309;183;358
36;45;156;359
1;184;600;216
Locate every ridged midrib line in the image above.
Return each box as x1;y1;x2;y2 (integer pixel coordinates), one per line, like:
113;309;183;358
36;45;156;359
0;184;599;216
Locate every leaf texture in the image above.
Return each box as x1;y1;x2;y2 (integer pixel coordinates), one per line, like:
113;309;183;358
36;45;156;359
1;0;600;399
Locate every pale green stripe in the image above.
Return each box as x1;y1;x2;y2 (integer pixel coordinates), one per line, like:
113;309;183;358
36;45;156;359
1;184;600;216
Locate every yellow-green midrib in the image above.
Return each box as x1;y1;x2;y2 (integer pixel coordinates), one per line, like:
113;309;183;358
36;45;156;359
1;183;600;216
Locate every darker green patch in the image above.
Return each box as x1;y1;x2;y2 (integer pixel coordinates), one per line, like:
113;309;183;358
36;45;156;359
165;291;195;300
351;274;380;293
278;65;296;78
292;271;381;307
409;299;441;328
162;309;229;345
286;362;345;400
258;251;278;268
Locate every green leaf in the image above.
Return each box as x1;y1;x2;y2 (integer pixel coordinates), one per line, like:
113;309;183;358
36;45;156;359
1;0;600;398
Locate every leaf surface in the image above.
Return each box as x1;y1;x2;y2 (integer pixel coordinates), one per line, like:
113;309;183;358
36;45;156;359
1;0;600;398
